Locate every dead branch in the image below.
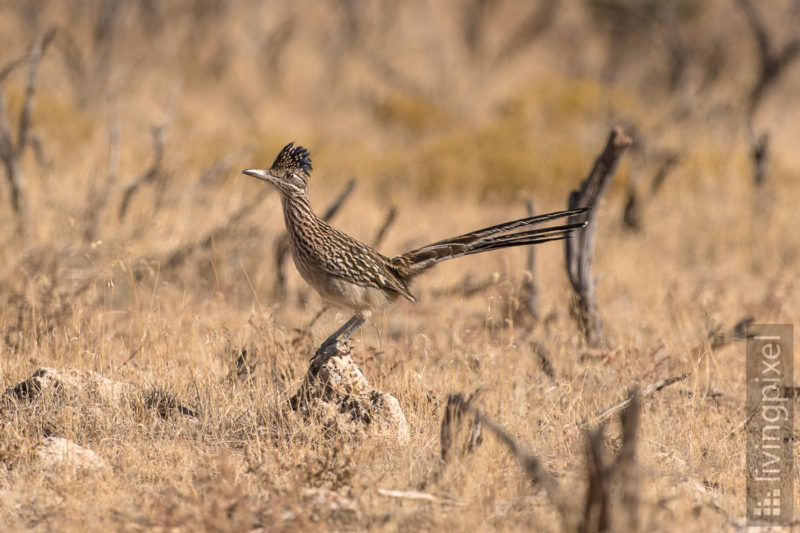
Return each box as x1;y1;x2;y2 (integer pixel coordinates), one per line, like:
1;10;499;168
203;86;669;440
444;385;645;531
372;205;397;248
584;373;688;428
154;154;238;212
493;0;559;65
531;341;554;379
517;198;539;321
440;390;484;463
0;29;56;240
736;0;800;193
84;99;120;242
581;424;610;533
377;488;464;506
623;150;680;232
751;131;770;194
274;178;357;297
566;127;633;346
0;56;28;85
650;151;680;195
622;184;642;232
159;187;272;274
615;388;641;531
261;14;296;87
579;388;641;533
457;400;564;515
431;272;503;299
118;124;167;221
708;315;755;351
736;0;800;115
462;0;491;57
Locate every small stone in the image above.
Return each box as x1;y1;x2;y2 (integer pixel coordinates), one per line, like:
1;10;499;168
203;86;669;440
35;437;107;471
5;367;133;403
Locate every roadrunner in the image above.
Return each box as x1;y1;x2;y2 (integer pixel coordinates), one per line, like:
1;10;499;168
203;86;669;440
244;143;588;370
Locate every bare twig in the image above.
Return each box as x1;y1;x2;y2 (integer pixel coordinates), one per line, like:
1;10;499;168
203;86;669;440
372;205;397;248
160;187;271;273
736;0;800;115
622;184;642;232
615;388;641;531
440;390;484;463
118;124;167;221
0;29;56;240
736;0;800;192
431;272;503;298
650;151;680;195
462;0;491;57
377;488;464;506
566;127;633;346
518;198;539;321
584;373;689;428
17;30;56;155
581;424;610;533
84;98;120;242
531;341;554;379
624;149;680;231
320;178;357;221
493;0;559;65
751;131;769;189
0;56;28;85
579;388;641;533
708;315;755;351
457;399;564;515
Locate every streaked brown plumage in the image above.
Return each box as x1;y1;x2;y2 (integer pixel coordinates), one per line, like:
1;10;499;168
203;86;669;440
243;143;588;369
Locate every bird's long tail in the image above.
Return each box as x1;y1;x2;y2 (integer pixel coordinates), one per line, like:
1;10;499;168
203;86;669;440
397;207;588;276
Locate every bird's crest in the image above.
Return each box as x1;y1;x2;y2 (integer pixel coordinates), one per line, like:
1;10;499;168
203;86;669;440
271;142;312;176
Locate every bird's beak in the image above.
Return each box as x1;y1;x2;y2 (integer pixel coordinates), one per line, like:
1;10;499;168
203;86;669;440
242;169;274;184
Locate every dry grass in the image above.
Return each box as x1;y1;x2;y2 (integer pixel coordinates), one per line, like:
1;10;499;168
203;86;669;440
1;1;799;531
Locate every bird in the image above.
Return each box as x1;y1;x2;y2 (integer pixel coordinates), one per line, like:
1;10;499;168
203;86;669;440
243;142;588;371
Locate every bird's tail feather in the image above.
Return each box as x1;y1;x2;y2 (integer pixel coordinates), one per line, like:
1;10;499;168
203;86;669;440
399;208;588;275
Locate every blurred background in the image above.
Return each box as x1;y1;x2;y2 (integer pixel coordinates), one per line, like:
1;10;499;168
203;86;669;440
0;0;798;352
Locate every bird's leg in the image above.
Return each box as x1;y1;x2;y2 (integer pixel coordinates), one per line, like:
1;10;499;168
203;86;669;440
310;313;366;372
318;314;366;350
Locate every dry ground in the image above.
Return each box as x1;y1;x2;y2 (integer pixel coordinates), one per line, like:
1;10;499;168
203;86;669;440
0;1;799;531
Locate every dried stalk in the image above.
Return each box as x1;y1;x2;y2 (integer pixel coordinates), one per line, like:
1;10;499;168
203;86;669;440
0;29;56;241
736;0;800;191
518;198;539;321
372;205;397;248
440;390;484;463
566;127;632;346
585;373;688;428
579;388;641;533
118;124;167;221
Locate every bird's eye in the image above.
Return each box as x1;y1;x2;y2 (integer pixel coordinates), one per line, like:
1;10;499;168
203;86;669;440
288;173;305;187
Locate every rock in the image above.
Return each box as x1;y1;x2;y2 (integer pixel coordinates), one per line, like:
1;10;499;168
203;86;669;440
4;367;197;419
300;487;358;514
35;437;107;471
4;367;133;403
291;352;409;444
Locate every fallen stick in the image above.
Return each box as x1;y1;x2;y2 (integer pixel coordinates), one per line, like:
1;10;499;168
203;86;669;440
377;488;464;506
583;373;689;427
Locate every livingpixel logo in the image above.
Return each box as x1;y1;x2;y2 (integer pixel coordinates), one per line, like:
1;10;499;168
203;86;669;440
746;324;794;526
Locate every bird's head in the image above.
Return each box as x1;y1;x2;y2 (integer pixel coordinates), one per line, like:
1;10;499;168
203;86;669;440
243;142;312;196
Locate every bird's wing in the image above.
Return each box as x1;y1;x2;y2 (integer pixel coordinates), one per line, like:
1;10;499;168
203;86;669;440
316;228;417;302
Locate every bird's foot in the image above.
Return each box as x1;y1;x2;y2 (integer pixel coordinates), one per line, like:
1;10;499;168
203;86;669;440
310;339;351;374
